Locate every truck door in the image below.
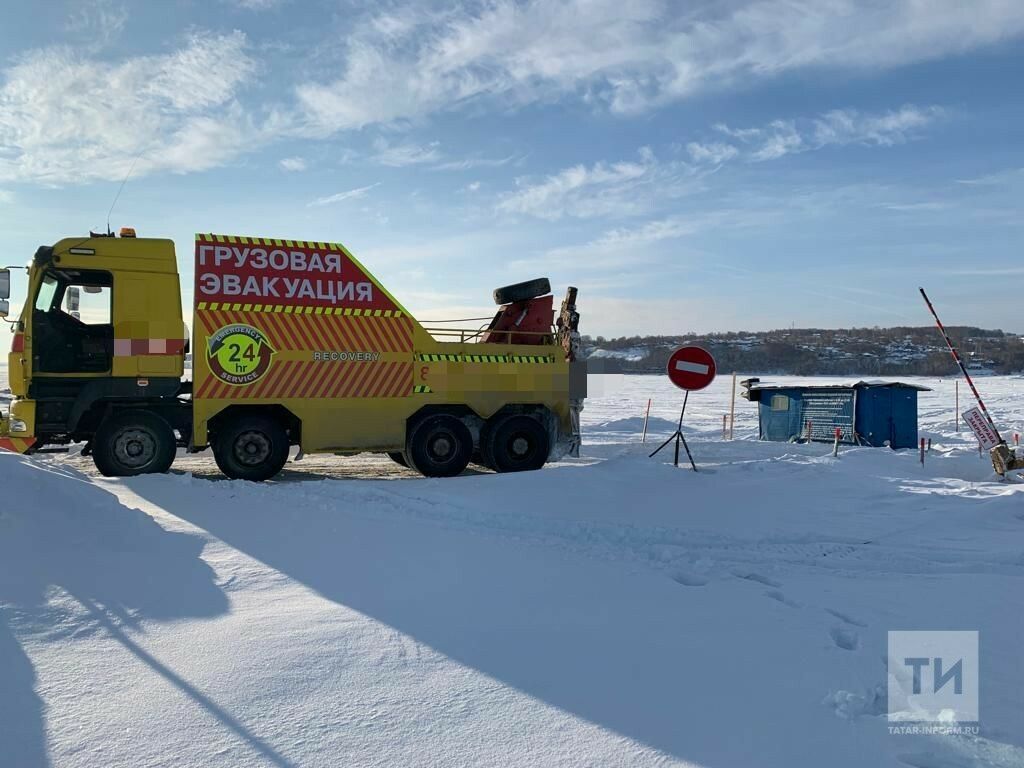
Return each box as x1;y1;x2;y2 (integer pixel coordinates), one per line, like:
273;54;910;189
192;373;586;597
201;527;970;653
32;269;113;376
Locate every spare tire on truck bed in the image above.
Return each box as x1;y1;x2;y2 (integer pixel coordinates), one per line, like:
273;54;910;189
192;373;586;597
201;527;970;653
492;277;551;305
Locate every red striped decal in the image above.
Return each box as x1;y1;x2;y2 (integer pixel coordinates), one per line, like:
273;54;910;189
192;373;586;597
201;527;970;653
311;362;339;399
362;360;390;397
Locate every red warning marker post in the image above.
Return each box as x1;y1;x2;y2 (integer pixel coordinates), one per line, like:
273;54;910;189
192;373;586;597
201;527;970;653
650;346;717;471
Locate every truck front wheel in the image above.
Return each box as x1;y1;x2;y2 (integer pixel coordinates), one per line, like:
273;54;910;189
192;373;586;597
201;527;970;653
213;415;290;481
93;410;176;477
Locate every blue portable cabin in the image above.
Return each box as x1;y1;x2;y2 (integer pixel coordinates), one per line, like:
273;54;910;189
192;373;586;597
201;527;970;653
740;380;930;449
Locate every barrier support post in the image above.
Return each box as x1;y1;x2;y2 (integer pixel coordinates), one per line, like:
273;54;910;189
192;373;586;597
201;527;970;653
955;381;960;432
729;372;737;440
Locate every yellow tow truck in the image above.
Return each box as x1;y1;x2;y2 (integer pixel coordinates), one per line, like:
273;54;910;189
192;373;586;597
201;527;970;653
0;230;584;480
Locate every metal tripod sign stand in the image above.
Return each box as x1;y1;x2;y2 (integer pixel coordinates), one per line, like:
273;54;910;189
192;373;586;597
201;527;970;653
650;390;698;470
649;346;717;471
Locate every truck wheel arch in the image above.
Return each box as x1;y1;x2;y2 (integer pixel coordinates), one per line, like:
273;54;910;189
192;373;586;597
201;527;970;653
207;404;301;447
64;378;182;434
406;404;485;448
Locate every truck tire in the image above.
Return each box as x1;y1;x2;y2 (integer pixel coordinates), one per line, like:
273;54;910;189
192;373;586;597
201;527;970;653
492;277;551;306
474;423;496;470
213;414;290;481
386;451;409;468
93;410;176;477
485;414;549;473
406;414;472;478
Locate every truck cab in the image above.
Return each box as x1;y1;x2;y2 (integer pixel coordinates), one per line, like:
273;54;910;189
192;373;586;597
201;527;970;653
3;233;188;459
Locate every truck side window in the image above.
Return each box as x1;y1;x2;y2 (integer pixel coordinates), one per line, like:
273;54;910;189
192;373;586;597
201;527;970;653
34;276;58;311
65;285;112;325
33;270;114;374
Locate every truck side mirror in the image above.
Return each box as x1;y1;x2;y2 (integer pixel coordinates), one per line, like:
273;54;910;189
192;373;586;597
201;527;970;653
0;268;9;300
0;299;8;318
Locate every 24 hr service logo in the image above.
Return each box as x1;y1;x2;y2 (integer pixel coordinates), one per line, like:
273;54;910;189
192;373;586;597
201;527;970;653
207;324;275;386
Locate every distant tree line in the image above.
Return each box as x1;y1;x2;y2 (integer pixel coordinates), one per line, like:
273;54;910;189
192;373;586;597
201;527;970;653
584;326;1024;375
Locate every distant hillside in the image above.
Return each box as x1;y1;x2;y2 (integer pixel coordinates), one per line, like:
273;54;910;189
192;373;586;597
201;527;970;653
583;326;1024;375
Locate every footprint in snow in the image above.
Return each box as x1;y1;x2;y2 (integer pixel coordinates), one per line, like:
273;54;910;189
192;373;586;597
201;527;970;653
829;626;859;651
734;571;782;588
825;607;867;627
765;590;801;608
671;572;708;587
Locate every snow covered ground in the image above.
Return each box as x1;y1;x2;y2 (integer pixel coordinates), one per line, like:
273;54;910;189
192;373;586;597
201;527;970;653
3;374;1024;767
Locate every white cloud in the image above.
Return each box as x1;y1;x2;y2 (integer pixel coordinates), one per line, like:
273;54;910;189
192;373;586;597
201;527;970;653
955;168;1024;186
592;215;707;248
686;142;739;165
538;209;767;269
0;189;12;203
432;154;518;171
65;0;128;49
308;182;380;207
699;105;943;165
228;0;285;9
371;138;441;167
749;120;804;161
279;156;307;172
881;201;950;212
0;31;268;184
295;0;1024;133
812;106;942;147
497;149;665;220
465;181;481;192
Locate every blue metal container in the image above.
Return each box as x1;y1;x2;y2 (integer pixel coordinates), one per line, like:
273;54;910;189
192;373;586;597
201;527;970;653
741;380;929;449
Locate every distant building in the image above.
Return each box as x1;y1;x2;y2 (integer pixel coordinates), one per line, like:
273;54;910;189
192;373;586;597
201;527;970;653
741;379;930;449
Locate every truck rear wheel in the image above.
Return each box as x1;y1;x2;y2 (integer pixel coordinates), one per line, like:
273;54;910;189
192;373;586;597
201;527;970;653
213;415;290;481
485;414;549;473
93;410;176;477
406;414;472;478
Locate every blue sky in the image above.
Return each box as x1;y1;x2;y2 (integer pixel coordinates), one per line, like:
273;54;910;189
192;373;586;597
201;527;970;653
1;0;1022;337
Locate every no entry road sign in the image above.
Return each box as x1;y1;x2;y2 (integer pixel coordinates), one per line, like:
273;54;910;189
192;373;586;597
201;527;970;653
667;346;717;391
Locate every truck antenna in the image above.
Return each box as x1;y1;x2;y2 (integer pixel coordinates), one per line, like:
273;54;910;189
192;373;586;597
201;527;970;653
106;152;142;235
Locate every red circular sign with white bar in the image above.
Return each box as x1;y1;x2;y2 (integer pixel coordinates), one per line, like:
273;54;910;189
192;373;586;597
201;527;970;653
666;346;717;391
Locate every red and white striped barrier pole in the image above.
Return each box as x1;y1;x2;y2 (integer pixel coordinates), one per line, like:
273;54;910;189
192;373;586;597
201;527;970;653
833;427;841;457
920;288;1003;444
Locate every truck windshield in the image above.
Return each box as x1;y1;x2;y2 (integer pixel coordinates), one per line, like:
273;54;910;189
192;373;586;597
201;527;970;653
34;275;58;311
